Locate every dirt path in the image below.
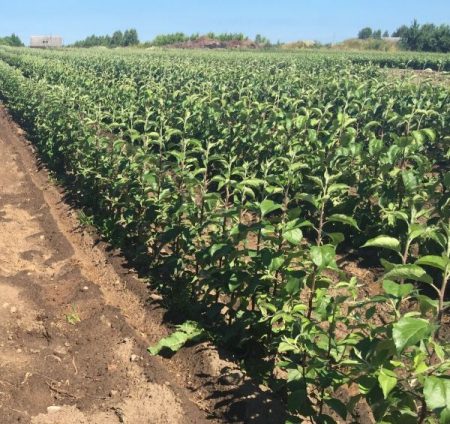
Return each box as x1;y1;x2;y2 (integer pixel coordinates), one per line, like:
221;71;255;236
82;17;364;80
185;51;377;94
0;105;219;423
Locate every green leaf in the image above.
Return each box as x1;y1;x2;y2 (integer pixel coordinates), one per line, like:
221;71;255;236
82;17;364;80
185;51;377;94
369;138;384;155
384;264;432;284
290;162;308;172
326;214;359;230
378;368;397;399
422;128;437;142
328;183;350;194
292;304;307;313
382;280;414;298
307;175;323;189
142;172;156;185
440;408;450;424
241;178;265;188
278;341;296;353
287;207;302;220
324;398;347;420
412;130;426;144
424;376;450;411
269;256;285;272
167;128;182;138
147;131;160;139
310;245;336;271
148;321;205;355
362;235;400;252
241;186;256;199
408;226;427;243
296;193;319;208
285;276;301;295
282;228;303;245
260;199;282;217
113;139;126;152
287;389;315;415
402;170;418;192
417;294;439;314
444;172;450;190
210;243;232;259
327;232;345;246
357;375;377;395
392;317;432;353
228;274;242;292
416;255;449;272
380;258;396;272
364;121;381;131
413;351;429;374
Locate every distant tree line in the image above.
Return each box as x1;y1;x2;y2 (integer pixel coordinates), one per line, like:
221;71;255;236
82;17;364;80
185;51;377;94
71;30;271;48
0;33;24;47
149;32;256;46
397;20;450;53
357;21;450;53
150;32;195;46
72;29;139;48
254;34;271;46
73;30;235;48
205;32;248;42
358;28;389;40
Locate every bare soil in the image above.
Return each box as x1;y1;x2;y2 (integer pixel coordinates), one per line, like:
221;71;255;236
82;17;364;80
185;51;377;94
385;68;450;88
0;105;284;424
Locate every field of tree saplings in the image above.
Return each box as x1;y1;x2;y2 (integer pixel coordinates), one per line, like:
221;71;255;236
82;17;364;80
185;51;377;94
0;46;449;423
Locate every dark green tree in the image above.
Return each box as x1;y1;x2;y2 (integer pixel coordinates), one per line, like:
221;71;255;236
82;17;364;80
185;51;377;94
151;33;188;46
255;34;270;46
110;30;123;47
392;25;409;38
400;20;450;52
373;29;382;39
358;27;373;39
123;29;139;46
0;33;24;47
72;29;140;48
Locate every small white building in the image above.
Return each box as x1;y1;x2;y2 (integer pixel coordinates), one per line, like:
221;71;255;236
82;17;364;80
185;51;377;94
30;36;63;48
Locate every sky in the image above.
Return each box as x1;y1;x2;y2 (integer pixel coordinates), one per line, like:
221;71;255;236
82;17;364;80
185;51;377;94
1;0;450;45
